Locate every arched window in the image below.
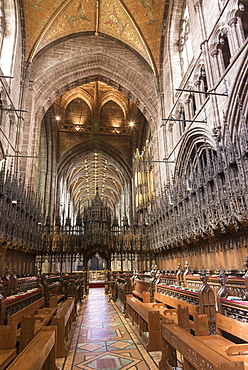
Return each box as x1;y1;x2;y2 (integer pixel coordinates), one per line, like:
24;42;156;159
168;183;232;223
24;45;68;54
65;98;91;127
194;64;208;108
199;65;208;95
179;6;193;75
236;0;248;40
179;105;186;135
0;0;17;77
100;101;124;128
217;32;231;70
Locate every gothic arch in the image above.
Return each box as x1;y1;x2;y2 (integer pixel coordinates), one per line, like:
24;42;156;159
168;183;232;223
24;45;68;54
60;88;94;112
99;91;128;118
210;24;232;75
28;34;158;124
161;0;186;108
22;34;159;168
58;140;132;182
175;127;216;179
225;49;248;138
57;140;132;216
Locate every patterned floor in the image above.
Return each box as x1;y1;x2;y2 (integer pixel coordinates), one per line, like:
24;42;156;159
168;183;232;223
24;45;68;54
61;288;160;370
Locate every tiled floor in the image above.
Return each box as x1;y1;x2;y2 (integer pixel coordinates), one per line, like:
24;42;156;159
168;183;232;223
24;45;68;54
61;288;160;370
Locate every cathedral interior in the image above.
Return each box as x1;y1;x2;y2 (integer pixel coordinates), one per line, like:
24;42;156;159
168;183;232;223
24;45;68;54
0;0;248;369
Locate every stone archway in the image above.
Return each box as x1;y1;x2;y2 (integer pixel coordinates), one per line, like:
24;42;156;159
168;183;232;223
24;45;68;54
20;34;159;184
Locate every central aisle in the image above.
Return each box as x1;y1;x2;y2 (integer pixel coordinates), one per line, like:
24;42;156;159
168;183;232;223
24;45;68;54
63;288;159;370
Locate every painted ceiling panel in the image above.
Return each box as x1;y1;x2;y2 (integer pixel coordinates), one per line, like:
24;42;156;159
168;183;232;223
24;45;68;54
66;151;126;212
24;0;166;73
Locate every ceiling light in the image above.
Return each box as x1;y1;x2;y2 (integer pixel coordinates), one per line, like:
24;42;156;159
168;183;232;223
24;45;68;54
129;121;134;127
55;116;61;121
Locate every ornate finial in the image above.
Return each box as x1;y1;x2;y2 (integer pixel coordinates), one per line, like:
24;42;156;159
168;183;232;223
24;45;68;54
200;268;209;285
218;270;228;286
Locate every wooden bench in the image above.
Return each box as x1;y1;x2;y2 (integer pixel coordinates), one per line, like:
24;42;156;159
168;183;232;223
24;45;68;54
65;279;81;305
219;298;248;322
41;276;62;306
18;306;58;352
196;313;248;369
132;280;150;303
8;297;57;351
8;297;45;328
159;320;245;370
6;326;58;370
125;295;160;351
0;325;17;370
2;288;43;325
155;268;217;333
145;302;209;336
154;291;198;315
114;277;132;312
51;297;75;357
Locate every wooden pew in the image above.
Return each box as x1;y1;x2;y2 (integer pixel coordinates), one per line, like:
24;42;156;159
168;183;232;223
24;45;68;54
145;302;209;336
132;280;150;303
41;275;62;306
155;269;216;334
18;305;58;352
51;297;75;357
154;291;198;315
3;288;43;325
216;270;248;320
8;297;45;328
6;326;58;370
219;297;248;322
15;276;40;295
0;325;17;370
195;313;248;368
114;276;132;312
125;295;160;351
65;279;81;305
7;296;57;350
159;320;245;370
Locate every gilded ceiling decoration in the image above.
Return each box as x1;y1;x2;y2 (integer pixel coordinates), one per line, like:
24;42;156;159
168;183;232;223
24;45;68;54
66;151;126;212
55;81;143;211
24;0;166;73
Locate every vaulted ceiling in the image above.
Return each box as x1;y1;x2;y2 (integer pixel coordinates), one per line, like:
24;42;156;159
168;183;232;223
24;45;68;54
24;0;168;214
24;0;169;74
54;81;147;212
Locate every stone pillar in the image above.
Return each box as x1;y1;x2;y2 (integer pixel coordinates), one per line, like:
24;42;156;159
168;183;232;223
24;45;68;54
211;49;223;81
228;17;243;52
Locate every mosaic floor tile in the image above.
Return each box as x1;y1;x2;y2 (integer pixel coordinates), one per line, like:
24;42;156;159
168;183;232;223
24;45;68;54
77;343;106;352
89;328;118;339
106;340;136;350
62;288;159;370
74;352;141;370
